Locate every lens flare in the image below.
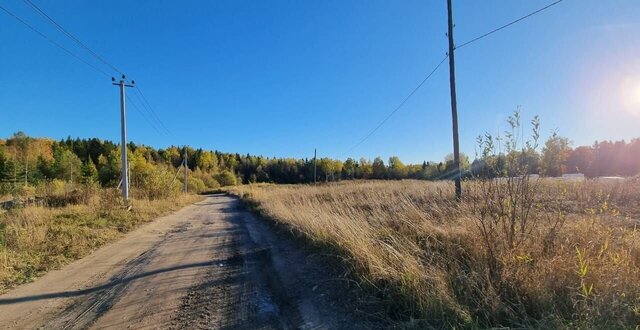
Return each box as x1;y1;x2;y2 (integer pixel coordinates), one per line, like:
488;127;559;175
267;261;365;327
620;78;640;117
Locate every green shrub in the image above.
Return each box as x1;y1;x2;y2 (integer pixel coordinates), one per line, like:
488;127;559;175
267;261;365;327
216;170;237;186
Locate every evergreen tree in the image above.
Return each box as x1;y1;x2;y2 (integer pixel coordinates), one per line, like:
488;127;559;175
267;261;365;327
82;159;99;183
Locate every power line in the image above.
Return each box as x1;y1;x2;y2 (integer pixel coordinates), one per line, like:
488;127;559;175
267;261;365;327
131;89;165;133
455;0;564;50
132;88;175;139
29;0;176;140
343;55;448;156
125;93;166;137
134;86;176;139
5;2;174;143
131;90;166;134
22;0;124;75
342;0;565;156
0;4;110;77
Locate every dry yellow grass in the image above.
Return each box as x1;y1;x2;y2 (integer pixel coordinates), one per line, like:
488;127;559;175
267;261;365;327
233;180;640;328
0;190;202;293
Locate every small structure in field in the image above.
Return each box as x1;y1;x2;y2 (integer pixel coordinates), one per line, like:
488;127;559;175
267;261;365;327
491;174;539;183
595;176;625;183
561;173;585;181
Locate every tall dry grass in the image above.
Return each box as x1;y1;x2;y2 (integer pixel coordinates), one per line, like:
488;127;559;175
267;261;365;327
233;180;640;328
0;187;201;293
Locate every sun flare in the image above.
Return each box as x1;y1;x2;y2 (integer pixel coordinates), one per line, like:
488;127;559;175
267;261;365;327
620;78;640;117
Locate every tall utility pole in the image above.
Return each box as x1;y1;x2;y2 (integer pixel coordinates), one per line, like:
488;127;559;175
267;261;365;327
13;145;17;187
112;75;135;201
24;153;28;186
183;147;188;193
447;0;462;201
313;148;317;184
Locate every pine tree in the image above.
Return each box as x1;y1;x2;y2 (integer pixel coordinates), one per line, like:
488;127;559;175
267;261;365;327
82;159;99;183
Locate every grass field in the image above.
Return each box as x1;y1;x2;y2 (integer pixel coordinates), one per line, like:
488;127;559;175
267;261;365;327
234;179;640;328
0;188;202;293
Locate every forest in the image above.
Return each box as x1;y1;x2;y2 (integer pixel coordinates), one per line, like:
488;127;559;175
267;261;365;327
1;131;639;197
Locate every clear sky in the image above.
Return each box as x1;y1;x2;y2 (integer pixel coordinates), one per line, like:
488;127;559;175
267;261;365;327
1;0;639;164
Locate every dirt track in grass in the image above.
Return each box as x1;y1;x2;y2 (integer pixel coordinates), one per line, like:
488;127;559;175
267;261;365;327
0;194;381;329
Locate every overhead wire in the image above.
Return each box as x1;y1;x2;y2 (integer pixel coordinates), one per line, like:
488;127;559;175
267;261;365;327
455;0;564;50
343;0;566;156
343;55;448;156
0;3;110;77
131;89;168;136
5;0;565;155
134;85;176;139
7;1;177;141
21;0;124;75
125;93;165;137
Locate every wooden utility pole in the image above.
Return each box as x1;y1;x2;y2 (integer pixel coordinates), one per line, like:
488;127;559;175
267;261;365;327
313;148;317;184
183;147;188;193
113;75;135;201
24;152;28;186
447;0;462;200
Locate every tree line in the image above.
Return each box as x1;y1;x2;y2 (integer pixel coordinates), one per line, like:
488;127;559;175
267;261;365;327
470;132;640;179
1;130;639;195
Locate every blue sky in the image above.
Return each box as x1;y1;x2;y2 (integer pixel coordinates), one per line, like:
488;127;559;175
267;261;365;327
1;0;639;164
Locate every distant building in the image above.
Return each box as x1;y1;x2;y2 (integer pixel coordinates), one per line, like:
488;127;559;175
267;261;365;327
595;176;625;183
561;173;585;181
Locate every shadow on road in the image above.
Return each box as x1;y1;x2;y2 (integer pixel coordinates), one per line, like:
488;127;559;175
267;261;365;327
0;256;244;305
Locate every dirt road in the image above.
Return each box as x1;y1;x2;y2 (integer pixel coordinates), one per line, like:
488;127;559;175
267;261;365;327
0;195;381;329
